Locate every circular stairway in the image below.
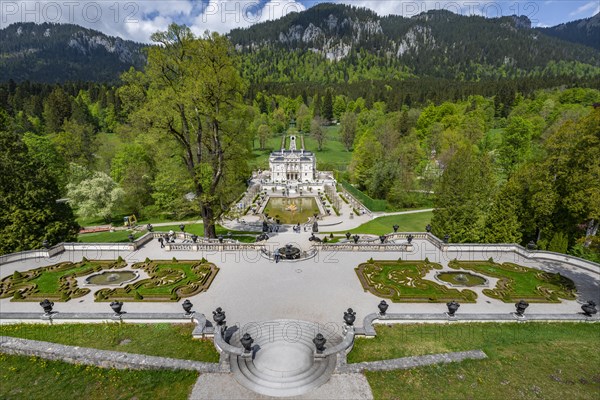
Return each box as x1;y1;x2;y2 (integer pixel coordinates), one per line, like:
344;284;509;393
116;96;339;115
229;320;342;397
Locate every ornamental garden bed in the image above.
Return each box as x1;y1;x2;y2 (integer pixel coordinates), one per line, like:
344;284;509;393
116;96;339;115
1;259;126;302
94;259;219;302
355;259;478;303
447;260;577;303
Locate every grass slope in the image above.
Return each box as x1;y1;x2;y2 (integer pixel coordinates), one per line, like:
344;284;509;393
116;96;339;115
0;353;198;400
350;322;600;400
330;212;433;235
0;323;219;362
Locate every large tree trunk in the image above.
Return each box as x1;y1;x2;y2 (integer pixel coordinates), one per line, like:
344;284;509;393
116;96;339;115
202;204;217;238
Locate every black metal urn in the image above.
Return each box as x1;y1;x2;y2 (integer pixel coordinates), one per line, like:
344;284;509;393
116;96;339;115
407;234;414;244
443;234;450;243
446;301;460;317
343;308;356;326
182;299;194;315
179;224;185;232
581;301;598;317
353;234;360;244
191;234;198;243
313;333;327;353
526;241;537;250
213;307;226;326
379;235;386;244
42;240;49;249
393;224;399;233
110;301;123;315
425;224;432;233
378;300;389;315
241;333;254;353
345;232;351;240
40;299;54;315
218;235;224;243
515;300;529;317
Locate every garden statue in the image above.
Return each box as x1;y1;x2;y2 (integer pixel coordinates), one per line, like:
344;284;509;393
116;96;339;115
39;299;54;315
393;224;399;233
407;234;414;244
515;300;529;317
313;333;327;353
353;234;360;244
343;308;356;326
182;299;194;315
581;301;597;317
213;307;226;327
241;333;254;353
378;300;389;315
110;301;123;316
446;301;460;317
425;224;432;232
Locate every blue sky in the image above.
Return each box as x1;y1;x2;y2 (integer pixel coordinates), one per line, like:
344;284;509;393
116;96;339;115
1;1;598;42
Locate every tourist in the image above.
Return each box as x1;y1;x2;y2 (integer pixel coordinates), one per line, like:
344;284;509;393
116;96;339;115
158;237;164;248
168;230;175;242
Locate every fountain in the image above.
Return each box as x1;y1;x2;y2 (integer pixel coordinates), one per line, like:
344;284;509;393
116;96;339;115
278;244;301;260
436;271;487;287
85;271;138;285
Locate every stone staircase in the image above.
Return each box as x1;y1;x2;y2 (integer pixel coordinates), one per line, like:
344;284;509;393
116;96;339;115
227;320;342;397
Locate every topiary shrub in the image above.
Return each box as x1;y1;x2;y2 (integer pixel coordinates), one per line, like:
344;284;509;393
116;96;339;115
172;257;178;263
12;271;22;280
117;256;124;263
82;257;88;262
134;291;143;300
201;257;208;263
145;257;151;263
488;257;494;263
12;290;23;300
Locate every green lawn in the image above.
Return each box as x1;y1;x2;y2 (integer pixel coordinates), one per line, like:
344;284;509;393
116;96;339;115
0;353;198;400
330;211;433;235
350;322;600;400
0;323;219;362
250;126;353;171
78;224;257;243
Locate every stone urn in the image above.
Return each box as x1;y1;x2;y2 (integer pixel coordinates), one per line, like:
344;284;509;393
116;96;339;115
446;301;460;317
213;307;226;326
110;301;123;315
443;234;450;244
515;300;529;317
379;235;386;244
313;333;327;353
42;240;49;249
581;301;597;317
191;235;198;243
353;235;360;244
425;224;432;233
526;241;537;250
393;224;399;233
407;234;414;244
218;235;224;243
241;333;254;353
182;299;194;315
345;232;351;240
378;300;389;316
344;308;356;326
40;299;54;315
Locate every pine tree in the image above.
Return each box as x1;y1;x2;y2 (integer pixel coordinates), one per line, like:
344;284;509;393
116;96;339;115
483;180;522;243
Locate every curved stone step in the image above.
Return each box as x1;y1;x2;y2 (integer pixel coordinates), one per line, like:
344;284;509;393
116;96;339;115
229;319;342;397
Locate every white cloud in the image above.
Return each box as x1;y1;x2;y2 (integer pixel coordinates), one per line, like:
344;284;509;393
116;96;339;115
0;0;305;42
569;1;598;16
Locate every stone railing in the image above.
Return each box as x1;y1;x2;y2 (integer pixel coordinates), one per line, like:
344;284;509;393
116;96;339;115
314;243;413;252
314;326;355;358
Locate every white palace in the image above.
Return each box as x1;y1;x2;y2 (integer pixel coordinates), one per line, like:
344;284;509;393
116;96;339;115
268;135;316;183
